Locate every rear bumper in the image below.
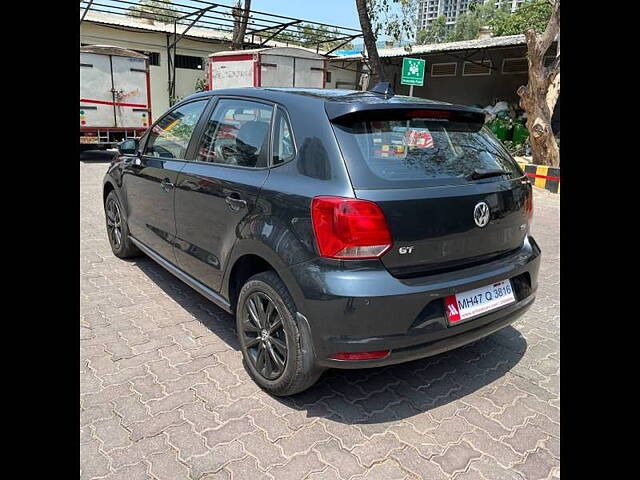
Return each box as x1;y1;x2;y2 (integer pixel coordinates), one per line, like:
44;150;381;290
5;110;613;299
287;235;541;369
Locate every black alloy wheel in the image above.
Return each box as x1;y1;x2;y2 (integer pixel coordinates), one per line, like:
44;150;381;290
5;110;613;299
106;197;123;250
240;292;288;380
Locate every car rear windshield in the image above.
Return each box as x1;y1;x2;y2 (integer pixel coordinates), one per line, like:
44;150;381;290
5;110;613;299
331;115;523;189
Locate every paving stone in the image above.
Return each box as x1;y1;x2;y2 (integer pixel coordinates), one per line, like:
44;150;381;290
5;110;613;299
80;439;110;479
314;438;366;479
225;456;273;480
180;401;222;433
147;389;198;415
513;448;559;480
248;407;295;443
351;432;405;468
113;394;150;426
391;446;448;479
431;441;482;476
239;429;287;470
267;451;327;479
129;410;183;441
202;417;255;447
109;435;169;470
148;449;191;480
93;416;131;451
165;422;209;461
189;441;245;479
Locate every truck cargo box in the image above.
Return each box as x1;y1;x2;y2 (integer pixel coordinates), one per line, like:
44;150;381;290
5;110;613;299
209;47;327;90
80;45;151;147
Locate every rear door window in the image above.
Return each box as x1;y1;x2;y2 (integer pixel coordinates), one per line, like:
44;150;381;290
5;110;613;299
331;115;522;189
195;99;273;168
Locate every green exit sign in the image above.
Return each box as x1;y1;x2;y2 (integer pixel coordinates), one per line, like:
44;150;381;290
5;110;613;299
401;57;426;86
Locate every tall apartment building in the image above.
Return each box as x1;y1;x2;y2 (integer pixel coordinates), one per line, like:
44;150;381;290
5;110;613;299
417;0;526;31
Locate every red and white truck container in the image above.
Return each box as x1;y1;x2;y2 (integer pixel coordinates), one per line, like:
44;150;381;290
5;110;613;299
80;45;152;150
209;47;327;90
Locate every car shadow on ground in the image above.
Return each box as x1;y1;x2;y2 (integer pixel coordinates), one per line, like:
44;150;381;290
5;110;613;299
132;256;527;425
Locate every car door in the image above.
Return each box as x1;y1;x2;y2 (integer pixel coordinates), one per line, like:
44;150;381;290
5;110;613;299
122;98;209;263
173;97;274;292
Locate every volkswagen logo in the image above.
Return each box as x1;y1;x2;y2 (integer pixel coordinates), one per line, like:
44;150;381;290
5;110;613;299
473;202;490;228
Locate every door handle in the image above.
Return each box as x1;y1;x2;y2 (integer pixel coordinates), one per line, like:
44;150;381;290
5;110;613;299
160;178;174;191
225;195;247;211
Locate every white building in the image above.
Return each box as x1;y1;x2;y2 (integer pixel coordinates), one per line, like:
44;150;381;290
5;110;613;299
417;0;526;31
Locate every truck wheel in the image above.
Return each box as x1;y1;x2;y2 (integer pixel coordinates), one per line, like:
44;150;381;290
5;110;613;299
236;271;323;396
105;190;140;258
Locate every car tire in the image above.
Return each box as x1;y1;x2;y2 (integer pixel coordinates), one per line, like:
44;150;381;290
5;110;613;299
236;271;323;396
105;190;140;259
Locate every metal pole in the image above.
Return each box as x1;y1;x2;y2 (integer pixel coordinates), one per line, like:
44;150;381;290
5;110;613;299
409;85;414;97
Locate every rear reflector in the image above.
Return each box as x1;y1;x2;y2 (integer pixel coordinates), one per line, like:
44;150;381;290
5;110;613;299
311;196;392;259
329;350;391;361
526;191;534;220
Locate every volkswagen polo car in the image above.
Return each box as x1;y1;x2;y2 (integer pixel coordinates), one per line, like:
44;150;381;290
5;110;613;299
103;85;540;395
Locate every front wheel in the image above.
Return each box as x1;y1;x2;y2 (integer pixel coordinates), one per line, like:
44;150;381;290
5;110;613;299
236;271;323;396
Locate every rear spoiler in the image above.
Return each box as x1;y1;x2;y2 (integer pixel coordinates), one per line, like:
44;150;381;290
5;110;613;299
325;102;486;128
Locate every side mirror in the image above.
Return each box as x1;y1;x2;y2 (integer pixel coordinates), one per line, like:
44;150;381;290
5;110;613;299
118;139;139;155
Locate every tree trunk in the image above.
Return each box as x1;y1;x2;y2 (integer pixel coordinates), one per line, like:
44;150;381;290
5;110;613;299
517;0;560;167
231;0;252;50
355;0;386;86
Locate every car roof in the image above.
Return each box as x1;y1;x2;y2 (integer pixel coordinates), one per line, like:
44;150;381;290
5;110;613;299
180;87;483;118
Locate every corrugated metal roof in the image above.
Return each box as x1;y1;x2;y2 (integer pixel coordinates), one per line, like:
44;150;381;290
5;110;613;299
81;11;290;47
330;34;527;61
210;46;325;58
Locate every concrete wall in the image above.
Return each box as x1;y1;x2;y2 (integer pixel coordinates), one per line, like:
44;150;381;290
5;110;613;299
80;23;229;119
326;61;359;90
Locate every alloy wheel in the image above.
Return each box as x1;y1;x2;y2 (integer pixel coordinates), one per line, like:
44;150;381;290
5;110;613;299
241;292;288;380
106;198;123;249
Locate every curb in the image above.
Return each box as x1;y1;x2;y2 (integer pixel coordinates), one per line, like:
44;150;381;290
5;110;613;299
515;158;560;194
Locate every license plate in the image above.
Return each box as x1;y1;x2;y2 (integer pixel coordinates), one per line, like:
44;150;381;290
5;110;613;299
445;280;516;325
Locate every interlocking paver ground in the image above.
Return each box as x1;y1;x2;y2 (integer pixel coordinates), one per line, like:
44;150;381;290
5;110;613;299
80;160;560;479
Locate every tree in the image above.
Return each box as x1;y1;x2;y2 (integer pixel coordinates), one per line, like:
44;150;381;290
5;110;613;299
231;0;252;50
517;0;560;166
296;24;354;52
355;0;418;86
447;11;480;42
127;0;178;23
447;1;499;41
355;0;387;84
416;16;447;44
490;0;552;36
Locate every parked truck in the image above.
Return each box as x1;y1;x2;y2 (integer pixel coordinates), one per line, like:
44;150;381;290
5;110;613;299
209;47;327;90
80;45;151;150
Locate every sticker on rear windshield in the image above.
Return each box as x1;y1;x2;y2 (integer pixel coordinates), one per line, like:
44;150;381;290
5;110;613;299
405;128;434;149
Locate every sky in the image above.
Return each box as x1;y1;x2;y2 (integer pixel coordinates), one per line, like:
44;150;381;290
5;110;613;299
230;0;362;31
91;0;373;39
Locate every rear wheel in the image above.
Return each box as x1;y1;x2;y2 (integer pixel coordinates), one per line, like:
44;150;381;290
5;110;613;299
236;271;323;396
105;190;140;258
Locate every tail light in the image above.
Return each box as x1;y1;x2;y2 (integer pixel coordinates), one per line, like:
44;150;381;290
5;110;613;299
311;196;392;259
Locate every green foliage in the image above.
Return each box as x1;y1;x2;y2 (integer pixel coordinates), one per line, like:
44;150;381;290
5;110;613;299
416;16;447;44
447;11;480;42
296;23;354;51
127;0;178;23
446;2;499;42
490;0;552;36
195;77;208;92
367;0;418;43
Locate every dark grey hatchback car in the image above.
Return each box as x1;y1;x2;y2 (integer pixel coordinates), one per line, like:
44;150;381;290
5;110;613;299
103;85;540;395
